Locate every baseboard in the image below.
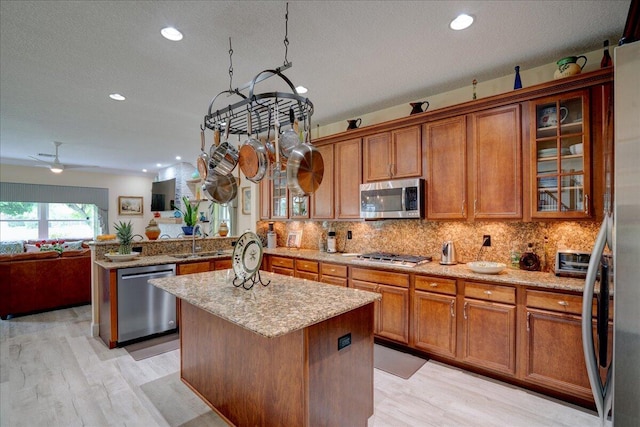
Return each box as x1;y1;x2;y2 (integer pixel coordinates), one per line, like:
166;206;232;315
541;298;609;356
91;322;99;337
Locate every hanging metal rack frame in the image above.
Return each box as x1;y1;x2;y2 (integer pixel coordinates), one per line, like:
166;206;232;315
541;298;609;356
203;67;314;136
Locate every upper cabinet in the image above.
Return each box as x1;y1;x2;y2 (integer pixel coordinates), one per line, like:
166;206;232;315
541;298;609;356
310;144;335;219
425;105;522;220
529;90;591;219
335;138;362;219
363;125;422;182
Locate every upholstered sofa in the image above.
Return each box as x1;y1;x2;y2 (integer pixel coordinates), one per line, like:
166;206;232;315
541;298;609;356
0;240;91;319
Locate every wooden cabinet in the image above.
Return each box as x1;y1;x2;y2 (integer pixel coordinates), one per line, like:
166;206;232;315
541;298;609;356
529;90;592;218
351;267;409;344
213;258;232;270
335;138;362;219
350;280;381;334
460;281;517;375
320;262;348;287
271;167;288;219
469;104;522;219
269;255;295;277
177;261;210;275
424;105;521;220
311;144;335;219
363;125;422;182
424;116;467;219
289;195;310;219
522;289;611;402
259;174;270;220
412;275;457;358
295;259;319;281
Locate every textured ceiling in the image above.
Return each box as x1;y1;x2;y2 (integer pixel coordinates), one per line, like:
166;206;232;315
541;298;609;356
0;0;630;176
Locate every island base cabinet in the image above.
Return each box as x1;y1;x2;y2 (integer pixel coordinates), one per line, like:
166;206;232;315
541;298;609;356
180;300;374;427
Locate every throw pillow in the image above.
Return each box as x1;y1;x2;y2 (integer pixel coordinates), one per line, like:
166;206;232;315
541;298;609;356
0;241;25;254
62;240;83;251
25;244;40;253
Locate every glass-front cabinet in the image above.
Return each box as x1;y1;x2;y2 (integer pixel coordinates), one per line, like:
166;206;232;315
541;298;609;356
530;89;591;218
271;170;288;219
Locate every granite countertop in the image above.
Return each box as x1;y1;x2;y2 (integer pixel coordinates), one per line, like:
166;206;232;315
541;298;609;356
264;248;589;293
149;270;380;338
94;250;233;270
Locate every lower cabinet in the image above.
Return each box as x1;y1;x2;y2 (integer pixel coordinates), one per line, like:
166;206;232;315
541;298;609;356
460;281;517;376
412;275;457;358
269;255;295;277
295;259;319;281
177;261;210;275
320;262;348;287
351;267;409;344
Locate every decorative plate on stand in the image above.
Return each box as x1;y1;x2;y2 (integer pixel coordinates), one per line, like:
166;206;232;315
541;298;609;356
232;231;264;281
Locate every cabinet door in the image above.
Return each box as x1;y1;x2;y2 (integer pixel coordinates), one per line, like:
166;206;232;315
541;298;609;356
363;132;392;182
391;125;422;178
289;195;309;219
335;138;362;219
523;309;592;399
271;166;288;219
530;90;591;218
177;262;210;275
378;284;409;344
461;299;516;375
351;280;380;334
424;117;468;219
413;290;456;358
470;104;522;219
259;174;270;219
311;143;335;219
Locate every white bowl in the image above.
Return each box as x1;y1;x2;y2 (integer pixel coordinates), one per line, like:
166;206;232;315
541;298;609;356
569;143;583;155
467;261;506;274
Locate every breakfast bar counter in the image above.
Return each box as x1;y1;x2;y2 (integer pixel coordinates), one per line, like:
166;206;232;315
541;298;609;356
149;270;379;426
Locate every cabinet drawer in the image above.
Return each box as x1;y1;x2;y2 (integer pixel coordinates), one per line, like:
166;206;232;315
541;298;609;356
321;262;347;278
321;276;348;287
295;259;319;273
296;271;319;281
351;267;409;288
213;258;232;270
525;289;613;319
464;281;515;304
415;275;456;295
270;256;294;269
177;261;210;275
272;266;294;277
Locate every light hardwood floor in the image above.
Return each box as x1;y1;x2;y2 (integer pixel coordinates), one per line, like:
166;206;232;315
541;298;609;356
0;305;600;427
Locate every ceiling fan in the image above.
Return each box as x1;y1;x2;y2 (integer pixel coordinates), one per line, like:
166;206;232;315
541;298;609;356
29;141;94;173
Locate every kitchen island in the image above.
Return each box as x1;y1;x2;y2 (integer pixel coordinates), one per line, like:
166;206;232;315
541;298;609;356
149;269;380;427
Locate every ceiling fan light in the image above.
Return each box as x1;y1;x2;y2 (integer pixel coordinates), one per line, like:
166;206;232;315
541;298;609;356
50;165;64;173
450;13;474;30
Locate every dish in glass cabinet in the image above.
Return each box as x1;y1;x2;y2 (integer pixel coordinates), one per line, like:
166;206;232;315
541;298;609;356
232;231;264;281
104;253;139;262
467;261;506;274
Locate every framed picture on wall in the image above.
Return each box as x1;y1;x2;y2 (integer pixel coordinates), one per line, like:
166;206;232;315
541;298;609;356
241;187;251;215
118;196;143;215
286;230;302;248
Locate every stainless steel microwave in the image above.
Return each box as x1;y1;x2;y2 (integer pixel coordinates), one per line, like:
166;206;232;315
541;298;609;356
359;178;424;219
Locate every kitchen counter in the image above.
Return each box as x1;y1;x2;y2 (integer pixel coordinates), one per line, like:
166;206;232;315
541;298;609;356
149;269;380;338
149;270;378;426
264;248;589;293
94;251;233;270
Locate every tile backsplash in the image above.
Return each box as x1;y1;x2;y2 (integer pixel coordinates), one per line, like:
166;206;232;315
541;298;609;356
257;220;599;272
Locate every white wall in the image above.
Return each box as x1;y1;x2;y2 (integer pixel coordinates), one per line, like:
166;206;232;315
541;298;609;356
0;164;154;236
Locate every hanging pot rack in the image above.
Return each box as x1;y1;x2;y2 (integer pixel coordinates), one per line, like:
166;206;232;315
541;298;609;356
203;67;314;136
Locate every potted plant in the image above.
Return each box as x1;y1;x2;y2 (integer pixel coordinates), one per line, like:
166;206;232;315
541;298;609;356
176;196;200;235
113;220;133;254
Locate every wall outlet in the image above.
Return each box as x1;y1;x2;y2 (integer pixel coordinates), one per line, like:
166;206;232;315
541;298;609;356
347;230;353;240
482;235;491;247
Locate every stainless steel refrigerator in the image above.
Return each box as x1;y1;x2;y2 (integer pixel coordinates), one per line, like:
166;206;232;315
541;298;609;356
582;40;640;426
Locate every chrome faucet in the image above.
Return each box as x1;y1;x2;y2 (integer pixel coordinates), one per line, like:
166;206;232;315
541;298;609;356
192;224;202;256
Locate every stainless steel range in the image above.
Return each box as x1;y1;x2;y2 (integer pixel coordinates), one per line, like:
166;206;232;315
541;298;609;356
353;252;432;267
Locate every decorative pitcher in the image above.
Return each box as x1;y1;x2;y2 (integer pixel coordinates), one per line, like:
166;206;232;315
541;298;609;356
346;118;362;130
554;56;587;79
409;101;430;115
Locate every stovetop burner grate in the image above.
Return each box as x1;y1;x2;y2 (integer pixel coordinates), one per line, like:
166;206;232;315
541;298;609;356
355;252;432;267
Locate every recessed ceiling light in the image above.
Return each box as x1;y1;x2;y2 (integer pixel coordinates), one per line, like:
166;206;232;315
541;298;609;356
176;156;181;160
109;93;126;101
142;169;148;173
156;163;162;167
450;13;474;30
161;27;183;41
296;86;308;94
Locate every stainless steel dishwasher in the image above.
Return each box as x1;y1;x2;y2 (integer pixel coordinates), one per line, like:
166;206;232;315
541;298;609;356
117;264;177;344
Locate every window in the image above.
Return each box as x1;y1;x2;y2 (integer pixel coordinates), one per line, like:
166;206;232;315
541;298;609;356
0;202;98;241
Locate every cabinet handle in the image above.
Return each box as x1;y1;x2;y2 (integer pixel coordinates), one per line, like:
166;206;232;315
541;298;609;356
461;200;465;216
463;301;468;320
558;301;569;306
584;194;590;215
484;290;492;296
430;282;439;288
473;199;477;217
527;312;531;332
450;300;455;317
330;268;335;272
